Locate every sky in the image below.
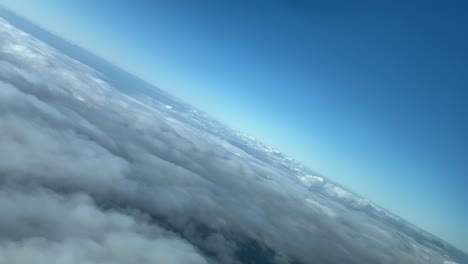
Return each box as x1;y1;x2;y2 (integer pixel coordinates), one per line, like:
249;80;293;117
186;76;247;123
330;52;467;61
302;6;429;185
1;0;467;252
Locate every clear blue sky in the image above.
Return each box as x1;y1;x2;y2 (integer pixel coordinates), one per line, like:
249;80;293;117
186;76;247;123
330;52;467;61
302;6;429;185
2;0;467;252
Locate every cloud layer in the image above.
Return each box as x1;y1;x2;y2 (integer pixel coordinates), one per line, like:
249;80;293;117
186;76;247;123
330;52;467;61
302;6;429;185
0;16;466;264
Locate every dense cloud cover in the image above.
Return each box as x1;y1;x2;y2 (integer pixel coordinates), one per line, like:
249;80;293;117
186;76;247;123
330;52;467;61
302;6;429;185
0;17;466;264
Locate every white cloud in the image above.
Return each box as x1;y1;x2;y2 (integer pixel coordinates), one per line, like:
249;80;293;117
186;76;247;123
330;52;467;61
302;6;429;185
298;175;324;187
0;188;208;264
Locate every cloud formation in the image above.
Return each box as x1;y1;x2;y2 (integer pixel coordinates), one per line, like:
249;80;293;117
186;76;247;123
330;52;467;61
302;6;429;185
0;16;466;264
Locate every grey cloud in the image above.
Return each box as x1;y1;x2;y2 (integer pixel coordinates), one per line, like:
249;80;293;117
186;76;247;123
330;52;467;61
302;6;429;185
0;16;466;264
0;187;208;264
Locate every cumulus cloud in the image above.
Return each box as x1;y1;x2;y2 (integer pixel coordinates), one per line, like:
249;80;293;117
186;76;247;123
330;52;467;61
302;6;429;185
0;188;208;264
0;16;466;264
298;175;323;187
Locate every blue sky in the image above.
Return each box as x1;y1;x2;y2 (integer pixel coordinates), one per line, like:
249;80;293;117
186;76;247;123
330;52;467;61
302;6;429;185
1;0;467;252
